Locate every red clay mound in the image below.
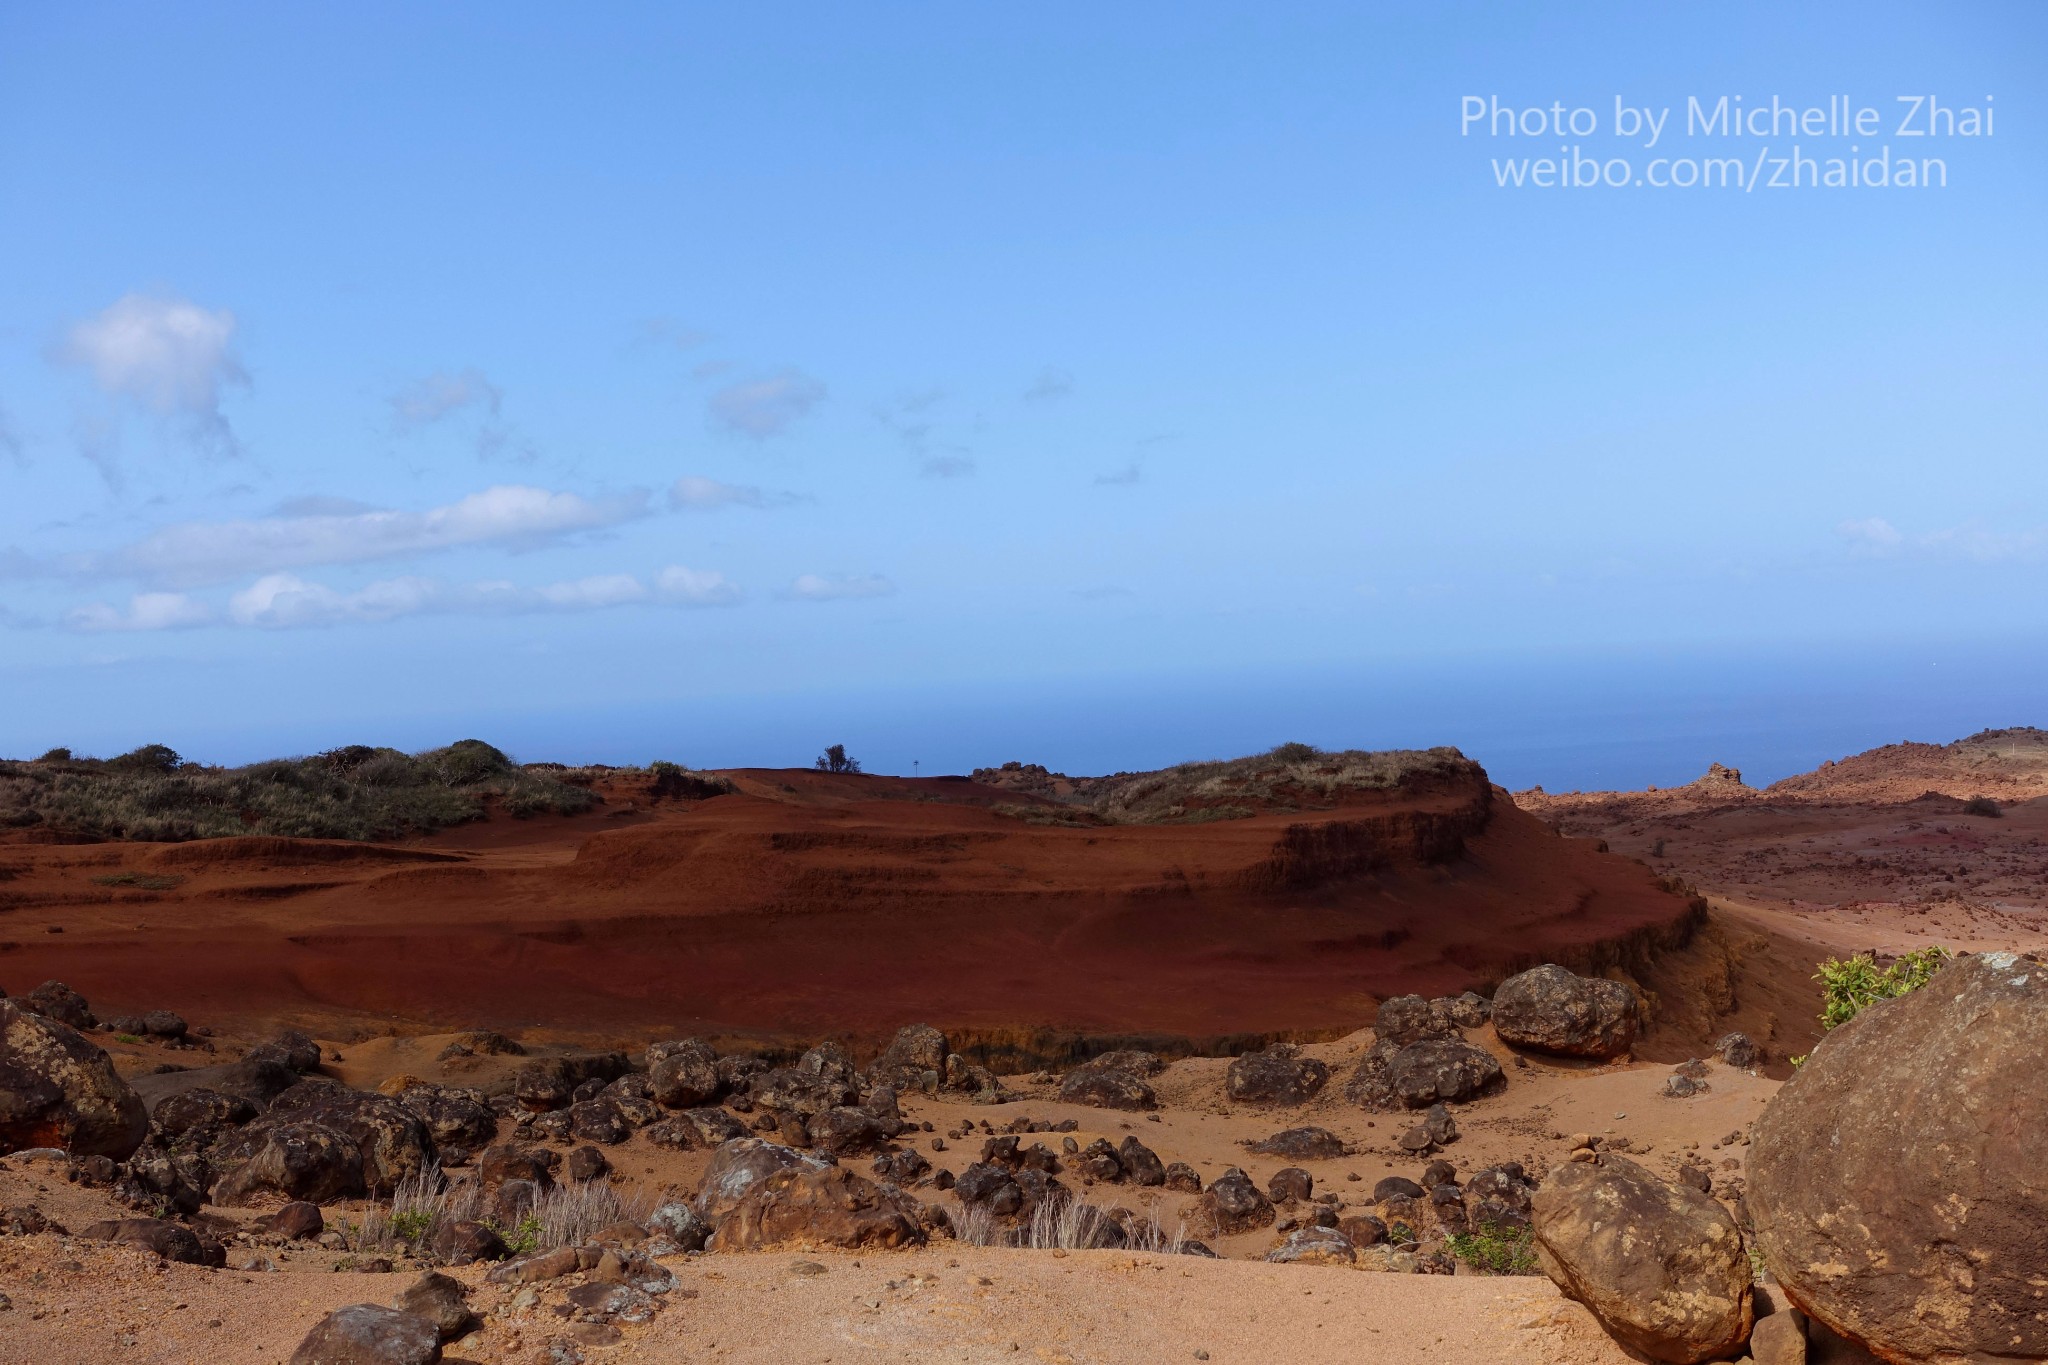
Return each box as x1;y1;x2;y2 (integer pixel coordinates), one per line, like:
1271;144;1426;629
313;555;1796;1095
0;755;1704;1055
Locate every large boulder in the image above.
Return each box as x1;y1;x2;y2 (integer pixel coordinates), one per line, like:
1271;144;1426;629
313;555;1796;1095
1748;950;2048;1364
693;1138;832;1223
211;1120;366;1205
1058;1062;1156;1111
511;1052;627;1112
1223;1044;1330;1105
1196;1166;1275;1236
707;1163;924;1252
395;1085;497;1150
257;1082;435;1193
1492;964;1638;1059
0;998;148;1159
1345;1037;1504;1111
289;1304;442;1365
1532;1154;1752;1363
647;1038;722;1109
867;1023;948;1089
22;980;96;1030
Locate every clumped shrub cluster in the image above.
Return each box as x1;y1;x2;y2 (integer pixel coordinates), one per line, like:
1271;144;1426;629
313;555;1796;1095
1816;946;1953;1032
0;738;596;842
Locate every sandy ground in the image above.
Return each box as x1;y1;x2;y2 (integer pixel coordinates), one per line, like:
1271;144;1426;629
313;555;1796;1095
0;1232;1661;1365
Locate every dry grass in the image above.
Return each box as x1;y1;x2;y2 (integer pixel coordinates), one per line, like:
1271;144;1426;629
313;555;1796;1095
947;1197;1191;1253
328;1164;662;1259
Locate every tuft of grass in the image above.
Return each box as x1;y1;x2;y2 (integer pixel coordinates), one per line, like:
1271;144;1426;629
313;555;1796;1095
1962;795;2004;818
946;1197;1190;1254
1817;946;1952;1032
0;739;595;842
331;1164;659;1260
1445;1221;1540;1275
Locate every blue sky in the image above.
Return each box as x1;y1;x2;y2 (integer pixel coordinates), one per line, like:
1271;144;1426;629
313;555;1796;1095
2;3;2044;785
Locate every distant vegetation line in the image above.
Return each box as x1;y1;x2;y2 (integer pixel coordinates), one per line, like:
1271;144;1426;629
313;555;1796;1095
0;740;722;843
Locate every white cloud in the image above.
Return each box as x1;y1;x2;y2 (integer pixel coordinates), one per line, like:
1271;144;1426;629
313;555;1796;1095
788;572;895;602
0;399;22;463
60;293;246;453
68;591;213;633
389;369;501;429
1836;517;1904;551
1837;516;2045;563
708;369;826;438
111;483;651;587
655;565;742;605
218;564;738;630
669;475;807;510
1024;366;1073;403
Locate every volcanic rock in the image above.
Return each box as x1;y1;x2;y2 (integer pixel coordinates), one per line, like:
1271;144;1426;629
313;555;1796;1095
1748;950;2048;1365
1196;1167;1275;1236
693;1138;832;1223
707;1162;924;1252
1058;1062;1156;1111
1532;1154;1752;1363
289;1303;442;1365
647;1038;722;1109
1492;964;1638;1059
213;1121;366;1205
79;1216;222;1266
1266;1225;1354;1265
867;1024;948;1090
1224;1044;1330;1105
21;980;95;1030
0;998;149;1159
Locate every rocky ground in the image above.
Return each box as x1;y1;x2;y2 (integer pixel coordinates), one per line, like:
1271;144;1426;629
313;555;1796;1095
2;968;1824;1365
7;730;2046;1363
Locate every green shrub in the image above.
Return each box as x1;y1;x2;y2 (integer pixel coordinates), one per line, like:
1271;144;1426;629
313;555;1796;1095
1817;946;1953;1032
1963;795;2003;818
1445;1222;1541;1275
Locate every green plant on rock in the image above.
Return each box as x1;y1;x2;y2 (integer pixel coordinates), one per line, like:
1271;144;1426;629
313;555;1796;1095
1816;946;1953;1032
1445;1221;1540;1276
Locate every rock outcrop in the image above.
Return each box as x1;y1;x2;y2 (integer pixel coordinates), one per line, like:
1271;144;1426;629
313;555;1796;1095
1748;950;2048;1364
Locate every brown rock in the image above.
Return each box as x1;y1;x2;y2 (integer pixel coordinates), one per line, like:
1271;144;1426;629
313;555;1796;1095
1532;1154;1753;1363
707;1163;924;1252
1749;1309;1807;1365
1224;1044;1331;1105
1057;1063;1156;1111
1748;950;2048;1364
288;1303;442;1364
1195;1167;1274;1236
0;998;149;1159
1492;964;1638;1059
693;1137;831;1223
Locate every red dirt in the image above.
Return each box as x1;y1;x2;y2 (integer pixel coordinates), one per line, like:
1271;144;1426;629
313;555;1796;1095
0;764;1702;1055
